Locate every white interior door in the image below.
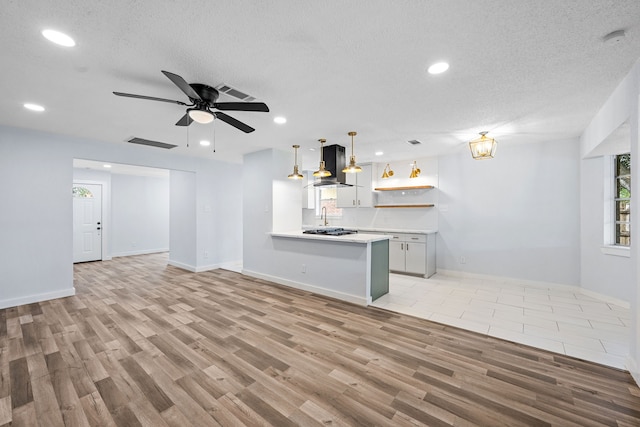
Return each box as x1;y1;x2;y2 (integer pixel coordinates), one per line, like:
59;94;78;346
73;183;102;263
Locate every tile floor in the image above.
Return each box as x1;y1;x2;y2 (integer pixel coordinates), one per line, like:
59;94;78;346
371;273;631;370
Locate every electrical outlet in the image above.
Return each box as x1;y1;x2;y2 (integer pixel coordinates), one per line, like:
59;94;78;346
204;250;209;259
459;256;466;264
301;264;306;273
131;241;136;247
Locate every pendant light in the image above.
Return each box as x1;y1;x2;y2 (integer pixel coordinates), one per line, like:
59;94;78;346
469;131;497;160
313;138;331;177
287;145;304;179
381;164;394;179
342;131;362;173
409;161;421;178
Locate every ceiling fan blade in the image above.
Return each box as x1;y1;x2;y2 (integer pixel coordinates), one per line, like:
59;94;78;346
113;91;188;106
161;70;202;101
175;113;194;126
214;112;255;133
213;102;270;112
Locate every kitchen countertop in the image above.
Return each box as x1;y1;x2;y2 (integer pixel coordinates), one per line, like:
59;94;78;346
357;227;437;235
270;230;391;244
302;226;437;235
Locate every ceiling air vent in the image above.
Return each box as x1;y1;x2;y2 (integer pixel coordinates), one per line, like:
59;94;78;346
216;83;256;102
407;139;422;146
127;137;177;149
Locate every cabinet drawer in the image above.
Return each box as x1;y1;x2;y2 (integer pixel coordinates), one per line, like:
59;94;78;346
388;233;426;243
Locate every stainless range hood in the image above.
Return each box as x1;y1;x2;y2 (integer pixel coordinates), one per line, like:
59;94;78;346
313;144;353;187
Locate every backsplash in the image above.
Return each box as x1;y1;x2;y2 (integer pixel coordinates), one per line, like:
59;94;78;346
302;156;439;231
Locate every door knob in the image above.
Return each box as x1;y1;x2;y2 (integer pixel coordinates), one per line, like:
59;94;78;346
97;227;101;230
97;222;101;225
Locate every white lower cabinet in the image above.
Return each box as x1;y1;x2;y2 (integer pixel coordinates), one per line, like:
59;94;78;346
388;233;435;277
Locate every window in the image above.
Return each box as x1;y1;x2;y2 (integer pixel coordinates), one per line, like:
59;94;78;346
72;186;94;198
614;153;630;246
316;187;342;217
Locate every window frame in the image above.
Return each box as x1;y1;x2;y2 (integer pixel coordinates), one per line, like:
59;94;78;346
613;153;631;247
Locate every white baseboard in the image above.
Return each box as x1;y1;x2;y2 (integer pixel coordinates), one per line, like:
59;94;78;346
112;248;169;258
242;269;370;306
436;269;629;308
217;260;243;273
580;288;629;309
168;260;197;272
0;287;76;310
168;259;243;273
195;263;222;273
627;356;640;386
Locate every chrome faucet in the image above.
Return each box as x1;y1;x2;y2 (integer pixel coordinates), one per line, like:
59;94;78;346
321;206;329;226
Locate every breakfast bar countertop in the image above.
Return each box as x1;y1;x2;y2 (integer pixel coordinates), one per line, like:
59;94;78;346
270;230;391;244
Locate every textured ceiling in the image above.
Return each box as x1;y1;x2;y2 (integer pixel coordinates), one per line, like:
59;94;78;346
2;0;640;168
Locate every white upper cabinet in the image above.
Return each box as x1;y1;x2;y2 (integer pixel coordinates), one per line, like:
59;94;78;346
337;164;372;208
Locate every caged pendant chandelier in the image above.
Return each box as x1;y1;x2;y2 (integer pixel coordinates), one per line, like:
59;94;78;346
287;145;304;179
469;131;497;160
313;138;331;177
342;131;362;173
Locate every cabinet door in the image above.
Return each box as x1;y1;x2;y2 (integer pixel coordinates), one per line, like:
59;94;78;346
389;240;406;271
336;185;357;207
405;242;426;275
356;164;373;207
336;172;357;207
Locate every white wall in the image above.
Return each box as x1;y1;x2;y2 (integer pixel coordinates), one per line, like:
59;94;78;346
580;58;640;385
0;130;74;308
579;156;632;301
195;158;243;270
437;138;581;286
169;170;197;270
111;173;169;257
243;148;301;273
0;125;242;308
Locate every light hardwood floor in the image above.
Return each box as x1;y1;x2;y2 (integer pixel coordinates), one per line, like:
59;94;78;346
1;253;639;426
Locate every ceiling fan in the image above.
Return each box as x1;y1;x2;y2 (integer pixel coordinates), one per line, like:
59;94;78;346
113;70;269;133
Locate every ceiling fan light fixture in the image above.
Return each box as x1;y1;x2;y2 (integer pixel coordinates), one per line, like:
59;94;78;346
469;131;497;160
188;108;214;124
342;131;362;173
288;145;304;180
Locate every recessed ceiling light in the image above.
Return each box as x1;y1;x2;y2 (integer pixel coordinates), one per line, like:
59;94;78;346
103;164;112;168
24;103;45;112
41;29;76;47
200;140;211;147
375;151;384;156
427;62;449;75
309;147;316;151
274;116;287;124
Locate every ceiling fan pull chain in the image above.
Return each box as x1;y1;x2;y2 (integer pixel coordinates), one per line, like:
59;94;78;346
186;119;190;148
212;120;216;153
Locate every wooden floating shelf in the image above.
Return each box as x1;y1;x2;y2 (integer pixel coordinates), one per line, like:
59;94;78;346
374;185;434;191
374;204;435;209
